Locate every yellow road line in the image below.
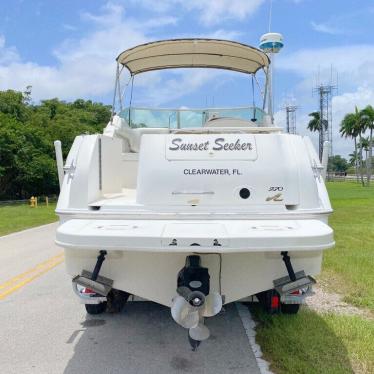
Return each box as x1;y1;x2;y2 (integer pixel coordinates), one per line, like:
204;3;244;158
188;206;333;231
0;252;64;300
0;253;64;289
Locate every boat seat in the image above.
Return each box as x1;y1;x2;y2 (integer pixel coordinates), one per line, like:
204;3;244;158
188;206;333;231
114;118;170;152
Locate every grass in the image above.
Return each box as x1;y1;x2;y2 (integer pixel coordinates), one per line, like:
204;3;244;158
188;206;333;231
0;202;57;236
252;306;374;374
254;181;374;373
324;182;374;309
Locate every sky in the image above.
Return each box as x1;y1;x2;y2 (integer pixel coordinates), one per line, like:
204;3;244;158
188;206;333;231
1;0;374;156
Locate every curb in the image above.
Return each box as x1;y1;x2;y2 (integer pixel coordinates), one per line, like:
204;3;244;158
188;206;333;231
236;302;274;374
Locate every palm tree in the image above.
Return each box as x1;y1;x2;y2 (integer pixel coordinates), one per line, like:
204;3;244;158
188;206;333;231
357;110;369;186
359;137;369;161
340;109;361;183
356;136;369;186
348;151;358;167
307;111;328;161
307;112;322;131
361;105;374;185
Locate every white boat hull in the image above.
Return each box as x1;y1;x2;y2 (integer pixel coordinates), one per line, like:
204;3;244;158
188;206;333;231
64;247;324;307
57;218;333;252
56;130;334;309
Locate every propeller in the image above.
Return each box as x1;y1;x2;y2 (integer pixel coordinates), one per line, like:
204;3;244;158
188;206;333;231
202;292;223;317
171;295;199;328
189;322;210;341
172;291;222;327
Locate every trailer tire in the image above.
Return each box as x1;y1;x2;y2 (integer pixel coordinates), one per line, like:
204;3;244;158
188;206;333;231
85;302;107;315
281;303;300;314
256;289;280;314
107;290;130;313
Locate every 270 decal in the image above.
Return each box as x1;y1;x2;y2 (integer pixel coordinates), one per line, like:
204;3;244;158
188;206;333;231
268;186;283;191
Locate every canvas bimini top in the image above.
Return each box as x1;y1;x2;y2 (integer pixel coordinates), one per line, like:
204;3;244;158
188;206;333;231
117;39;270;75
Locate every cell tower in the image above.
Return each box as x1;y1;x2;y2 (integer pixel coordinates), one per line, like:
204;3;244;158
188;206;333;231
313;71;337;161
282;104;298;134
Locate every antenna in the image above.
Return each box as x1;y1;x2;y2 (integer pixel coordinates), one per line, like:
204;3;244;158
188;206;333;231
268;0;273;33
259;32;284;124
259;1;284;124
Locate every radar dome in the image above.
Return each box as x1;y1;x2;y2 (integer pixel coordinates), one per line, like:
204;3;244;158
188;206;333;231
259;33;284;53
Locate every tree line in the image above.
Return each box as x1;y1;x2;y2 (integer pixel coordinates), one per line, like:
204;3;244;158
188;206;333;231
308;106;374;186
0;89;111;200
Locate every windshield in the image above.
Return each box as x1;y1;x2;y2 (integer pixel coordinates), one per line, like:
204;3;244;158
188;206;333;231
118;107;265;128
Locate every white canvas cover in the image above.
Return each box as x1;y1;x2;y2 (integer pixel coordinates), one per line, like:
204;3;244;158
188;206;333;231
117;39;270;75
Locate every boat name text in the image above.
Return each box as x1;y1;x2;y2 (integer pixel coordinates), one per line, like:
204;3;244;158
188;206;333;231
169;137;252;152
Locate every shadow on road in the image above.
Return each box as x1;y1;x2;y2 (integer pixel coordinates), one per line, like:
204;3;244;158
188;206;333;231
63;302;260;374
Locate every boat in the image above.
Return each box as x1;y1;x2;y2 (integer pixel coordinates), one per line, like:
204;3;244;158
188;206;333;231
54;38;334;349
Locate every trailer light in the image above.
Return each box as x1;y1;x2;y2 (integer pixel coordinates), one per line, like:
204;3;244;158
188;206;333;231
82;287;95;294
291;290;301;295
271;295;279;309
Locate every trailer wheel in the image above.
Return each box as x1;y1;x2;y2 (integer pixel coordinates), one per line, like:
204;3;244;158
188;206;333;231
281;303;300;314
107;290;130;313
85;302;107;315
256;289;280;314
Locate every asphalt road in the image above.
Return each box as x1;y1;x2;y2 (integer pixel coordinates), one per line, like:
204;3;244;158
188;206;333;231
0;223;261;374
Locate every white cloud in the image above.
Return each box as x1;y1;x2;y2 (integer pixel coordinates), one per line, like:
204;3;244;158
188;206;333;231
309;9;372;37
185;0;266;25
0;35;20;64
0;1;254;106
62;24;77;31
203;29;243;40
133;69;224;106
310;21;343;35
132;0;266;26
0;4;150;100
277;46;374;117
0;1;247;105
333;86;374;115
278;45;374;80
80;2;124;25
